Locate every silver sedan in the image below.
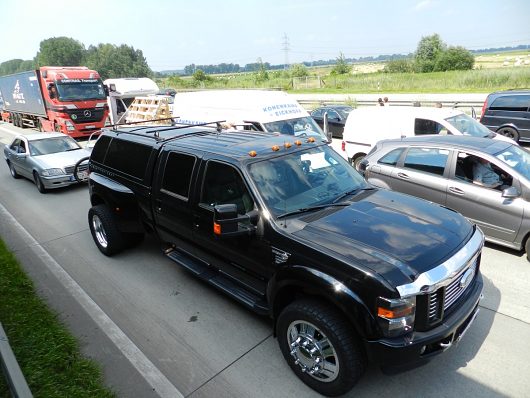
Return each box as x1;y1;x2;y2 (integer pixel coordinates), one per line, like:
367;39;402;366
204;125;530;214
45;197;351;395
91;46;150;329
3;133;91;193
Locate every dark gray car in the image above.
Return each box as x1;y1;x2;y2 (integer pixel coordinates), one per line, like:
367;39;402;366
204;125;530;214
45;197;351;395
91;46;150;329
361;135;530;259
3;133;90;193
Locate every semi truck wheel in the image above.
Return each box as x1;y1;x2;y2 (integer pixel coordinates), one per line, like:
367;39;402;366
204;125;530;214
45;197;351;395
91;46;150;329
88;205;127;256
277;299;366;396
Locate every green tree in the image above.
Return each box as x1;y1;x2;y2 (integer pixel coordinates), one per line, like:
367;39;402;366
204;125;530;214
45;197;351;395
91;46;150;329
330;52;351;75
193;69;209;82
0;59;23;76
414;34;446;72
35;37;85;66
434;46;474;71
289;63;309;78
383;59;414;73
84;43;152;80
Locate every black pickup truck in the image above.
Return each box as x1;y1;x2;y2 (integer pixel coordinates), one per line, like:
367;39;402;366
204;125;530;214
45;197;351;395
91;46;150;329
85;125;484;396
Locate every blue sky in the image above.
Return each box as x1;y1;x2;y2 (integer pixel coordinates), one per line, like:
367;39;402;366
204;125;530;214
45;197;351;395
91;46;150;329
3;0;530;71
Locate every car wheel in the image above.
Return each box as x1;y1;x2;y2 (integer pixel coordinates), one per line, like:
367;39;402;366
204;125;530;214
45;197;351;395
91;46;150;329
525;238;530;262
7;161;20;179
277;299;366;396
33;171;47;193
88;204;127;256
352;155;365;171
497;126;519;142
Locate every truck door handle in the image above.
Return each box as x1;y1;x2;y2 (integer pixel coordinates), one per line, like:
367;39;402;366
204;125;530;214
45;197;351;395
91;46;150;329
449;186;465;195
397;172;410;180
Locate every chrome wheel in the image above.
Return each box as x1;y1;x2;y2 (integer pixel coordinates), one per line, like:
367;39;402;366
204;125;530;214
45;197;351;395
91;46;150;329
92;214;108;248
287;320;339;382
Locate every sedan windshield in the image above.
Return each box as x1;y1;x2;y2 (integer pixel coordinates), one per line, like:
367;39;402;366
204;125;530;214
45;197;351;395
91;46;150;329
56;80;107;101
495;145;530;180
445;113;493;138
263;116;327;141
248;145;368;217
29;137;81;156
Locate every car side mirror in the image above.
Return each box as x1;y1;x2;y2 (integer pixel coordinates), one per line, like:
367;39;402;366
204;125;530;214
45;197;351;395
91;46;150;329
358;159;369;174
213;204;257;237
502;186;520;199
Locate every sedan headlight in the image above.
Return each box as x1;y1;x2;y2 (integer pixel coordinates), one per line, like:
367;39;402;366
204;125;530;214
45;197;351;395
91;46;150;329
377;296;416;337
41;168;65;177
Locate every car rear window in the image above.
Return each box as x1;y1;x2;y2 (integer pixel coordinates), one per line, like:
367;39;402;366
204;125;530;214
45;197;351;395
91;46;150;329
490;95;530;112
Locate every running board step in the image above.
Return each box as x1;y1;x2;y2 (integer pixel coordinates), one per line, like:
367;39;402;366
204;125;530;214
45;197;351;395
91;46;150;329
165;250;269;315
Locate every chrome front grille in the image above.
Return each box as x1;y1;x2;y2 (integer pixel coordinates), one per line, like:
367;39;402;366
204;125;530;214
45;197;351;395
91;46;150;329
64;163;88;175
428;258;478;323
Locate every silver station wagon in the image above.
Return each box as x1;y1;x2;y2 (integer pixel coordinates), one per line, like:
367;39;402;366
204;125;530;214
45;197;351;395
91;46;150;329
360;135;530;259
3;132;90;193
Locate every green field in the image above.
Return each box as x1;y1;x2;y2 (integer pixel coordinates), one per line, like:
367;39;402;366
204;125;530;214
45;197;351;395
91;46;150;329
158;50;530;94
0;239;115;398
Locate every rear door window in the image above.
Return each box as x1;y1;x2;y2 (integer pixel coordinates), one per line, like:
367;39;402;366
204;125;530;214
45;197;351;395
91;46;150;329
490;95;530;112
403;147;449;176
378;148;404;166
161;152;196;200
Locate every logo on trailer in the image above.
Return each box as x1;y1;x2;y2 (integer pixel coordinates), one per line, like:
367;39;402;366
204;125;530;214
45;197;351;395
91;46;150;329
12;80;25;104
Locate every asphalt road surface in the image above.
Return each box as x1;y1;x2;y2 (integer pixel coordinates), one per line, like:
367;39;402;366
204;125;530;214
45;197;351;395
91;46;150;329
1;121;529;397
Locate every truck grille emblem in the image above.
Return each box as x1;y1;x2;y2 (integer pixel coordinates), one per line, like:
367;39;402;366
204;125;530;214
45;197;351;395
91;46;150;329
84;110;92;117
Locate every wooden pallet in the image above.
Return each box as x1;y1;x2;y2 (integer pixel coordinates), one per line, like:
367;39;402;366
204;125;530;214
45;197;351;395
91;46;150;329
125;96;171;125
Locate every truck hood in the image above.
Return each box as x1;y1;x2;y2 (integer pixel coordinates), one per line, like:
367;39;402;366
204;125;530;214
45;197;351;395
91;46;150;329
34;149;91;170
292;189;473;282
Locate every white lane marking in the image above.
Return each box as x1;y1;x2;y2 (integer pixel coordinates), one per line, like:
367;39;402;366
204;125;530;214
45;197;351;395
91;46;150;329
0;125;19;137
0;202;184;398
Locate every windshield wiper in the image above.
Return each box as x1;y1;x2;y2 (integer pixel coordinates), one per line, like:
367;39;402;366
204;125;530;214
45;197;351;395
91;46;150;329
66;148;82;151
332;186;375;203
277;203;350;219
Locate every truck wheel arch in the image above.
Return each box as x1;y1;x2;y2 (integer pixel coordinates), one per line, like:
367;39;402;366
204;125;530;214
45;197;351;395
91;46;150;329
270;266;376;339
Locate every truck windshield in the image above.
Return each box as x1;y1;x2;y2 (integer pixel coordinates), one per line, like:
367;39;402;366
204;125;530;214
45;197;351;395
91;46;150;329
56;81;107;101
263;116;327;141
445;113;493;138
29;136;81;156
248;145;368;217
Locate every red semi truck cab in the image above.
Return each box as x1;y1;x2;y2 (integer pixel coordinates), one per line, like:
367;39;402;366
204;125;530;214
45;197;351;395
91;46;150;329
38;67;109;137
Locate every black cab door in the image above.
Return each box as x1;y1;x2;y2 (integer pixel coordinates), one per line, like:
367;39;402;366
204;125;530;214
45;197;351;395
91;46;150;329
192;158;272;296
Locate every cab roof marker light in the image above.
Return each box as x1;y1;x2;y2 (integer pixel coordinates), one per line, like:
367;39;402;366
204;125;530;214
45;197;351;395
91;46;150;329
284;142;292;149
272;145;280;152
294;140;302;146
307;137;315;143
248;150;257;157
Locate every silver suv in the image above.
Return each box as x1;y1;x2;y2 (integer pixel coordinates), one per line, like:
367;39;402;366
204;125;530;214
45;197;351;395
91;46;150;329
361;135;530;259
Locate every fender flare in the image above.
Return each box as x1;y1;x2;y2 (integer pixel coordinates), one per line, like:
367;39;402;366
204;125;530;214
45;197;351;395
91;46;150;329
269;265;377;338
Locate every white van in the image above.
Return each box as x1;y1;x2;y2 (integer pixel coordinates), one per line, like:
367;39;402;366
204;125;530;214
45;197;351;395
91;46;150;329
341;106;514;167
171;90;328;141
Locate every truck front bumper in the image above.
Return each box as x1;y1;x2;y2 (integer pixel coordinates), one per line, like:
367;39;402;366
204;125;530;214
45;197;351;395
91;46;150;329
365;273;483;370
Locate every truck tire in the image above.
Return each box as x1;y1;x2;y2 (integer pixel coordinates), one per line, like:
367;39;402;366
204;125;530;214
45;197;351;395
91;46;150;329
88;204;127;256
33;171;47;193
73;156;90;183
277;299;366;396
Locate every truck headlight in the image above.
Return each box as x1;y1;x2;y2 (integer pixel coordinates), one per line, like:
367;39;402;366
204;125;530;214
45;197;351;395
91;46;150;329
41;168;65;177
377;296;416;337
65;120;75;131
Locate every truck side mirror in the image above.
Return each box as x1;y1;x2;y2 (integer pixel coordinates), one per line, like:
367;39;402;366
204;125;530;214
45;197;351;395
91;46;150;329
213;204;257;237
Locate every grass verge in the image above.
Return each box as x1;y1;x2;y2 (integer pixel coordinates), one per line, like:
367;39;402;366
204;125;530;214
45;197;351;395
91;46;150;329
0;238;115;398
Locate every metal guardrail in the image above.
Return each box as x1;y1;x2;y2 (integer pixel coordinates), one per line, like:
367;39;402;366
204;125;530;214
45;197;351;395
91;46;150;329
297;98;483;118
0;322;32;398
